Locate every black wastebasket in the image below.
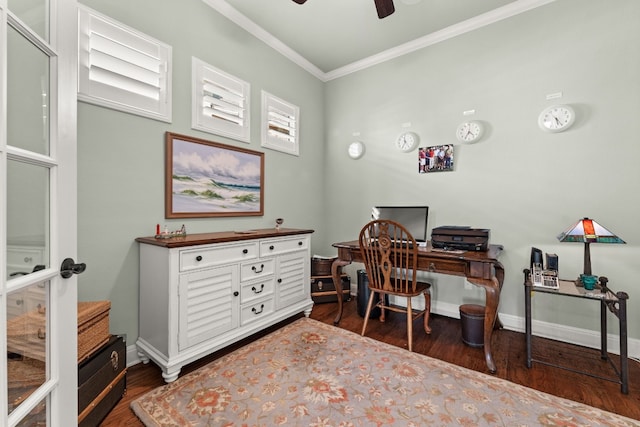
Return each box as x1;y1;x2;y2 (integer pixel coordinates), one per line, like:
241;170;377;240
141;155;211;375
356;270;385;319
459;304;485;347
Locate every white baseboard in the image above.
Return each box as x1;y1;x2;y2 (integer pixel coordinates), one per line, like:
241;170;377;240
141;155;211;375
126;344;143;367
432;300;640;359
123;301;640;367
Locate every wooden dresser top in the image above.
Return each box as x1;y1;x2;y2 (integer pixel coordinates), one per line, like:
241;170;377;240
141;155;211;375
136;228;314;248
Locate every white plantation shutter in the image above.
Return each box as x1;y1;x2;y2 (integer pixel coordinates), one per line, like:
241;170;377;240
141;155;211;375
192;57;250;143
77;5;172;122
261;91;299;156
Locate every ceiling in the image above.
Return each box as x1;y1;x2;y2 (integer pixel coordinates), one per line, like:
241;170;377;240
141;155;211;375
203;0;556;81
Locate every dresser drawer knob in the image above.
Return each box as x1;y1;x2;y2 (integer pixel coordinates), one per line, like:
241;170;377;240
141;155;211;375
252;284;265;294
277;278;282;284
233;291;239;297
252;264;264;273
242;249;248;254
429;262;436;272
195;255;203;262
252;304;265;315
298;241;303;246
269;245;275;251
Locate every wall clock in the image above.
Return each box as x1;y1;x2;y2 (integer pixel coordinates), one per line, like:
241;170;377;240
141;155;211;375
395;131;419;152
348;141;365;159
456;121;484;143
538;104;576;133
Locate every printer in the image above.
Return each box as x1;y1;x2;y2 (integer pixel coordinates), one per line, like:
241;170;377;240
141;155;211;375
431;226;490;251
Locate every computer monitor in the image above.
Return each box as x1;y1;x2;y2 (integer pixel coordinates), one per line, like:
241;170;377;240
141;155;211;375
371;206;429;242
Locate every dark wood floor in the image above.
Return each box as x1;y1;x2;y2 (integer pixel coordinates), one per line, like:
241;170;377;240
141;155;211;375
101;299;640;426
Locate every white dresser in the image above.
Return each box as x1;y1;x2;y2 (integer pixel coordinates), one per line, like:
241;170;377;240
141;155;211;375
135;228;314;382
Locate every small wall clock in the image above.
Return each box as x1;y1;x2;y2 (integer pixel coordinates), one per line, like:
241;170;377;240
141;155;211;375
538;104;576;133
456;121;484;143
395;131;419;152
348;141;365;159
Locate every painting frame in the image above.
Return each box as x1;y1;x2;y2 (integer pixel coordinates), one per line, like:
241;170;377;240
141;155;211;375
165;132;264;218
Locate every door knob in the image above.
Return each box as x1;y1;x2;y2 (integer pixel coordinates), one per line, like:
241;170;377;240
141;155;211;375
60;258;87;278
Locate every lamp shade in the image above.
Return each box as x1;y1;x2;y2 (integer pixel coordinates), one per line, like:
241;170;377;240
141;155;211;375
557;218;625;244
557;218;625;276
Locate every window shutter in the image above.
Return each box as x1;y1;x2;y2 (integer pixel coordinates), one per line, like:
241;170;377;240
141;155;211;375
261;91;299;156
192;57;250;143
78;5;172;122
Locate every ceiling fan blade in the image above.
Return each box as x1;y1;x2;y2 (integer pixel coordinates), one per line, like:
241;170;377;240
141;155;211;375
292;0;307;4
374;0;395;19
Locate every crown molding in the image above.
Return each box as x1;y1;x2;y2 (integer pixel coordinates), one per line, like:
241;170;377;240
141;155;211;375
204;0;558;83
202;0;325;80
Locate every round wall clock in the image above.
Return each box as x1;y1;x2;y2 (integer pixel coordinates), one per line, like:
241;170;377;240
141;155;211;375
456;121;484;143
348;141;365;159
538;104;576;133
395;131;419;152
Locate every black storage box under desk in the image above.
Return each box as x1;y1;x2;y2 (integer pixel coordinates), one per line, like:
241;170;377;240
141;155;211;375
311;274;351;303
78;334;127;427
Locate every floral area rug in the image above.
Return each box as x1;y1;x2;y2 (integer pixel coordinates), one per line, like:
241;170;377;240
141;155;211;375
131;317;638;426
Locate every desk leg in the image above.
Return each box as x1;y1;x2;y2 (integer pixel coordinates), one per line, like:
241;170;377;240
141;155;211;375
469;276;500;374
618;293;629;395
331;258;352;325
524;270;533;368
494;262;505;330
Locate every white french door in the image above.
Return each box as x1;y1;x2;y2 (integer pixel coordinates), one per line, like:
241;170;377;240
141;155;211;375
1;0;78;426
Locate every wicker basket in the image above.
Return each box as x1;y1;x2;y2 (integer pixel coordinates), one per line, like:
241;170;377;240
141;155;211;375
311;257;338;276
7;300;111;363
77;301;111;363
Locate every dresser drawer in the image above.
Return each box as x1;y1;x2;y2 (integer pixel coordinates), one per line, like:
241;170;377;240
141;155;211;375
240;297;274;326
240;259;275;281
423;259;467;275
259;236;309;257
7;246;45;275
180;242;258;272
241;277;274;304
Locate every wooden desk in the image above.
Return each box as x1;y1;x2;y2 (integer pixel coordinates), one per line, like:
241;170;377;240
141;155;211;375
331;240;504;373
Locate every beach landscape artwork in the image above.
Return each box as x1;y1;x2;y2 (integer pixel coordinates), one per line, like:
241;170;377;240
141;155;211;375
165;133;264;218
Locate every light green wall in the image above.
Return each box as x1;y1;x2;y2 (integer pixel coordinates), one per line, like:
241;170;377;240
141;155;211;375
75;0;640;345
324;0;640;337
76;0;326;340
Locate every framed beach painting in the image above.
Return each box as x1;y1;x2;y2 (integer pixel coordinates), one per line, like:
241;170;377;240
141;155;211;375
165;132;264;218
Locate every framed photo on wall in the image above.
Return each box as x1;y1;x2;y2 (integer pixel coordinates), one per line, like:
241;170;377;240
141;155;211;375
165;132;264;218
418;145;454;173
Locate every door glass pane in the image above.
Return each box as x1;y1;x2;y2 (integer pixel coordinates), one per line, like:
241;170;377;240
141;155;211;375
6;281;49;417
7;160;50;273
7;24;50;155
8;0;49;41
14;398;47;426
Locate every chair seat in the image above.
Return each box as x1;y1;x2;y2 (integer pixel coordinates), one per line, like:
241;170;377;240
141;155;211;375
373;280;430;298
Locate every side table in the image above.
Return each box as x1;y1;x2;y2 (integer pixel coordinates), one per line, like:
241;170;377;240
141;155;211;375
523;269;629;394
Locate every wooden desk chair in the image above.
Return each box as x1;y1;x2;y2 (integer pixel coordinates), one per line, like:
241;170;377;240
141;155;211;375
359;219;432;352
